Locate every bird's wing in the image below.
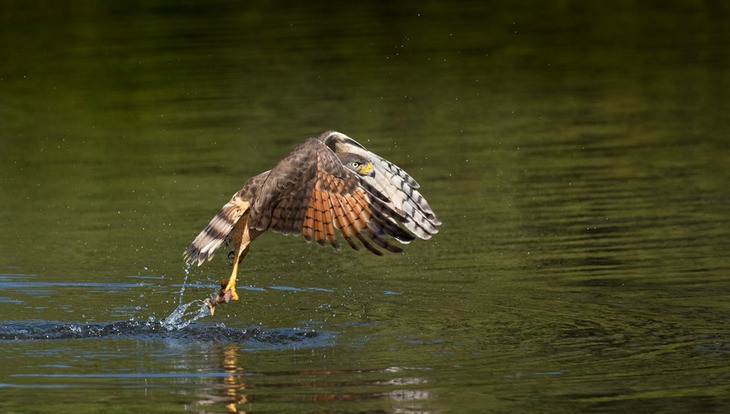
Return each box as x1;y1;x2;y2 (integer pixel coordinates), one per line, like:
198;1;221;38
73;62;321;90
249;137;414;255
183;172;269;266
183;193;249;266
319;131;441;240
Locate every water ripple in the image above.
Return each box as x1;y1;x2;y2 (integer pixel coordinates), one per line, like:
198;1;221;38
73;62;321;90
0;320;329;349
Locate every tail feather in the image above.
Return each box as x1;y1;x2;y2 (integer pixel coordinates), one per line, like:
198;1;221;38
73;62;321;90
183;197;250;266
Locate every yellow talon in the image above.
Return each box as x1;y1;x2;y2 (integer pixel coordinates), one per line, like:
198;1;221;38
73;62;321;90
223;259;240;301
206;245;245;312
227;286;239;301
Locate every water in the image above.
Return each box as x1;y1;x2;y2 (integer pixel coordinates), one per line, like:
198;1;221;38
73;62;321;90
160;299;211;330
2;1;730;413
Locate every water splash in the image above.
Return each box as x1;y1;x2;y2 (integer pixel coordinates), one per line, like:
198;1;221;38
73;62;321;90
179;262;193;306
160;299;212;331
0;319;329;347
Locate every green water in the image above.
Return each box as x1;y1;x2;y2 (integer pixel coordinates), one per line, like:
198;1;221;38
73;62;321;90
1;2;729;413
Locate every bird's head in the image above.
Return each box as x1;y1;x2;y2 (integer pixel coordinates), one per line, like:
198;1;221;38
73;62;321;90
338;153;375;177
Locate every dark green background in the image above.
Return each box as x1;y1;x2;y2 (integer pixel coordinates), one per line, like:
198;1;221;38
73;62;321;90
1;1;729;412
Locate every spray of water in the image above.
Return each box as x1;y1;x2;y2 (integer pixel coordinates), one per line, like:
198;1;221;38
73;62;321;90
179;261;193;306
160;299;212;331
158;261;213;331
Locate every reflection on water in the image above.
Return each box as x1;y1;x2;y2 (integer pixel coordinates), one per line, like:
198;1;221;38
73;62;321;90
0;301;429;413
191;346;432;413
195;346;249;413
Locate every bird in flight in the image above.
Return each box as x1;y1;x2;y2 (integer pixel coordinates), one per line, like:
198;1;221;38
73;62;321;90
183;131;441;313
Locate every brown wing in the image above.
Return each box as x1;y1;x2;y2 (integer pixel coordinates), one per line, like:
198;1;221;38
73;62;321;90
183;193;248;266
319;131;441;240
248;137;413;255
183;171;268;266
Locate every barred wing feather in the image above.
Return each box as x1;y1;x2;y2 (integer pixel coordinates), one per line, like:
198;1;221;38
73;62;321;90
320;131;441;240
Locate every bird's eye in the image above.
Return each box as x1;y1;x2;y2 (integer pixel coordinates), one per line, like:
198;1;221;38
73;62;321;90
351;162;360;168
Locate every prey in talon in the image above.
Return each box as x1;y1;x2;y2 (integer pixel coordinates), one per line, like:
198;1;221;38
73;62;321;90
182;131;441;313
204;279;238;315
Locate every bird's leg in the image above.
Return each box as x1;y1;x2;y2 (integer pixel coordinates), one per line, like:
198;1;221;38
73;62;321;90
205;245;249;314
222;245;249;302
206;214;255;314
224;257;241;301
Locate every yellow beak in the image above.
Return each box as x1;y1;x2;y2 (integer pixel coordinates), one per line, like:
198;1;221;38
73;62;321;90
361;162;374;177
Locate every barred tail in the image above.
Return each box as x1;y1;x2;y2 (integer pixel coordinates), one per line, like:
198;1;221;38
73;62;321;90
183;197;250;266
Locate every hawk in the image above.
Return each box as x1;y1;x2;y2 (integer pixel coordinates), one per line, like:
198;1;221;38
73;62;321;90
183;131;441;312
